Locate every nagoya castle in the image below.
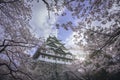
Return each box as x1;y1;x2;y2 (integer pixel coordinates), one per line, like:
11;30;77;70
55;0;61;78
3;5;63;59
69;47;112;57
32;36;73;64
30;36;74;80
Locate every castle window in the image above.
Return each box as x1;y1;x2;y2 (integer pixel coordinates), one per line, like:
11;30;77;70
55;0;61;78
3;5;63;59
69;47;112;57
48;56;51;59
53;57;56;60
42;55;45;58
62;59;65;61
66;60;68;62
58;58;60;61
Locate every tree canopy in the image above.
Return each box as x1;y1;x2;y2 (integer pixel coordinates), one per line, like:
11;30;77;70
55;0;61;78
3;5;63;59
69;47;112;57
0;0;39;80
0;0;120;80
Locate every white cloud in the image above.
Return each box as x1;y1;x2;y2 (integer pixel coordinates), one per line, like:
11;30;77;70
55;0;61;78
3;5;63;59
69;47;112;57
30;1;58;39
65;31;87;60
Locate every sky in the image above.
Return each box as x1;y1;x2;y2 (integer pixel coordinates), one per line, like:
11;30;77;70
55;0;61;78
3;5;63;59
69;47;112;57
29;1;73;41
29;1;87;60
29;1;57;38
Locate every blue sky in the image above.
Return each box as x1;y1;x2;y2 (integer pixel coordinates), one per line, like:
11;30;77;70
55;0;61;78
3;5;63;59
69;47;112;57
58;27;72;42
56;9;75;42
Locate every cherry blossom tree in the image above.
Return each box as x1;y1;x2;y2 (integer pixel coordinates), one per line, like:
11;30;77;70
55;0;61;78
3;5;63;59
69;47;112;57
0;0;40;80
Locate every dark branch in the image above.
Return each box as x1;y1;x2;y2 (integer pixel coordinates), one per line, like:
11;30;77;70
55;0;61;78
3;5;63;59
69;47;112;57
93;28;120;56
0;0;19;4
88;29;111;37
42;0;50;19
0;62;33;80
